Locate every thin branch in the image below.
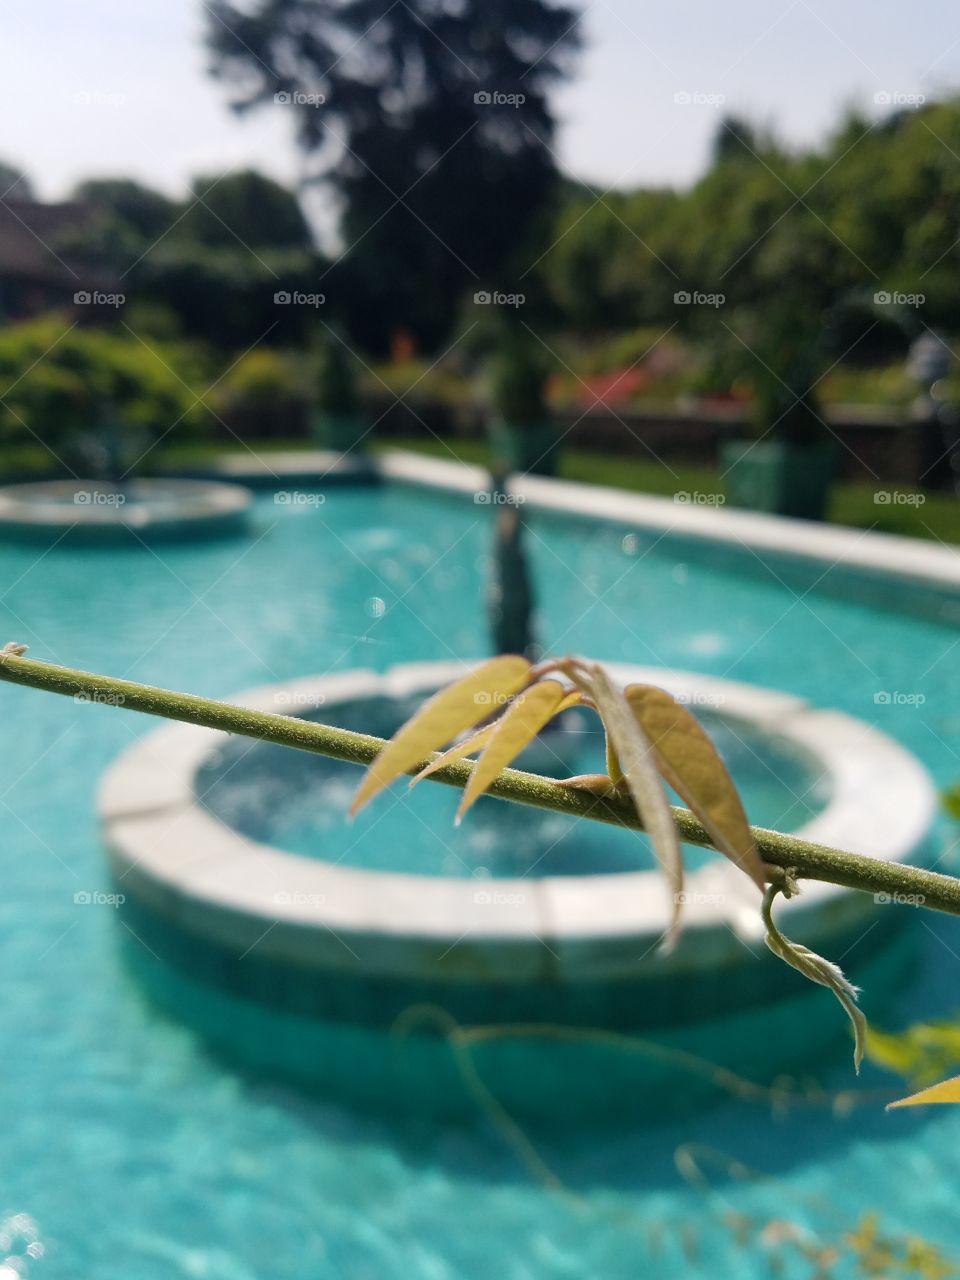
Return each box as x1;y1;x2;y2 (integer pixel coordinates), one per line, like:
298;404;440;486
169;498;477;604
1;650;958;915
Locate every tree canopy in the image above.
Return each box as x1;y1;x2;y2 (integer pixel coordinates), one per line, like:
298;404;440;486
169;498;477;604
0;160;34;201
205;0;581;351
178;170;314;250
535;98;960;375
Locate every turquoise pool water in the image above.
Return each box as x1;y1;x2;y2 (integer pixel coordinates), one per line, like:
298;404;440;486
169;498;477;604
1;481;959;1277
199;700;827;877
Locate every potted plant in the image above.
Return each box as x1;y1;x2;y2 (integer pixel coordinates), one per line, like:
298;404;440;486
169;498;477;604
312;339;366;452
720;308;837;520
487;335;558;477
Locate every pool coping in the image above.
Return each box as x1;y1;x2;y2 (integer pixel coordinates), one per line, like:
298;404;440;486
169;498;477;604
377;451;960;593
175;451;376;488
99;662;937;983
0;477;253;537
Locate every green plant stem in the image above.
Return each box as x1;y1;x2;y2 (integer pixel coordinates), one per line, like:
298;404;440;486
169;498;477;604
2;650;958;915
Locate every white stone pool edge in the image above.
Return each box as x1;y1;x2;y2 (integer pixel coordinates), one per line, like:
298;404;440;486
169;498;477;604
0;478;253;536
379;451;960;592
99;662;937;983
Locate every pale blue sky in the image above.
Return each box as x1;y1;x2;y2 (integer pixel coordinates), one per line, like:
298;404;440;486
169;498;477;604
2;0;958;210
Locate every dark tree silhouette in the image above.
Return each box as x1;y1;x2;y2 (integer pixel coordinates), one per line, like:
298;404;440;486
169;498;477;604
711;115;766;165
73;178;178;243
205;0;580;350
179;170;314;250
0;161;34;201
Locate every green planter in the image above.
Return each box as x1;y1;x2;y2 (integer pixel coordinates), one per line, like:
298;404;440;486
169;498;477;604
488;418;559;476
312;411;367;453
720;439;837;520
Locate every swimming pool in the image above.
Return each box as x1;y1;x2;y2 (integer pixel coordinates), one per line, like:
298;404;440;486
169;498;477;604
196;692;827;878
1;473;959;1277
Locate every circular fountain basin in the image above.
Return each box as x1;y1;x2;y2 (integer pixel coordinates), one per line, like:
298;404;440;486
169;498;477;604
0;478;253;542
99;662;938;1118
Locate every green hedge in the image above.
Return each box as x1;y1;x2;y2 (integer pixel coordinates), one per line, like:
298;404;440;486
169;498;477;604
0;316;211;463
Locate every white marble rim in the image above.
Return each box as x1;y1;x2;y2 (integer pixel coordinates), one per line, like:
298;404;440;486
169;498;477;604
0;478;252;529
378;451;960;593
99;662;937;977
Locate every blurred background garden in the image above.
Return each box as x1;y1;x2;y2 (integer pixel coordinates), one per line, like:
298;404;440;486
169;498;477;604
3;4;960;1278
2;0;960;535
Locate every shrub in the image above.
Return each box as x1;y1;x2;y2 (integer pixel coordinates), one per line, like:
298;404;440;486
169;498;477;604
211;348;312;439
360;357;469;408
0;316;210;466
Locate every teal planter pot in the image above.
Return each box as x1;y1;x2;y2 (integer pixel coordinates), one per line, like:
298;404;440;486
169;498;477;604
721;439;837;520
312;412;367;453
488;418;559;476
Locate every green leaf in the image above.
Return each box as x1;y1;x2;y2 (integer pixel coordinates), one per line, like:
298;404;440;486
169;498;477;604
624;683;765;892
574;664;684;948
457;680;570;820
350;655;532;814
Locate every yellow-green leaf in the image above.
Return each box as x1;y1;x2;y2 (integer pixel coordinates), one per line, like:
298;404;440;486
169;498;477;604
350;655;531;814
457;679;570;820
412;688;579;791
624;684;764;892
888;1074;960;1109
605;727;624;785
408;722;498;787
575;664;683;947
866;1018;960;1088
554;690;582;714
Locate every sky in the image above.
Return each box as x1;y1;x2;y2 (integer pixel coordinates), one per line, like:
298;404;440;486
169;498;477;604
2;0;959;212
